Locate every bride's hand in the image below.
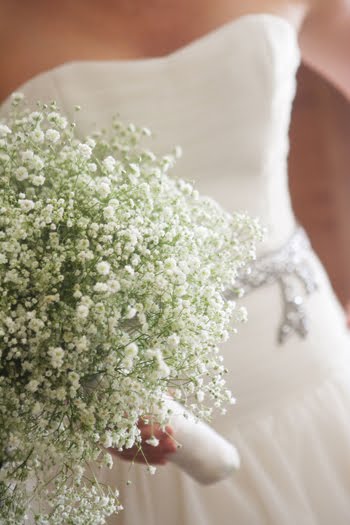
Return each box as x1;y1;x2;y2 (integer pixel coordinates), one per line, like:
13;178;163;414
109;421;177;465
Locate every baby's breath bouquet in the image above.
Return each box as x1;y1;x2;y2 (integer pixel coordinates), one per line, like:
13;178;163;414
0;93;262;524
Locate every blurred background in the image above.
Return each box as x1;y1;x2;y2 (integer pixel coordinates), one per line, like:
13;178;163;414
289;64;350;307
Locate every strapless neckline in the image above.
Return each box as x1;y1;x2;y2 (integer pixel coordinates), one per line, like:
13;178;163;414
3;13;299;102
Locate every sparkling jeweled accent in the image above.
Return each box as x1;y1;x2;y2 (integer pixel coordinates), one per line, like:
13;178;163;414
235;227;318;344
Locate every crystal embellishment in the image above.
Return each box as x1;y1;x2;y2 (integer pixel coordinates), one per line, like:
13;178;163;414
235;227;318;344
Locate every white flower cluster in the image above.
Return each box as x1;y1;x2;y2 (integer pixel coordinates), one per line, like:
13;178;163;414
0;94;262;524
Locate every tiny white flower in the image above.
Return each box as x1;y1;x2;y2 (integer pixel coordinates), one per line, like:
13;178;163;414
93;282;108;293
30;128;44;143
164;257;177;271
19;199;35;212
103;206;115;220
145;436;159;447
221;330;229;342
47;346;65;368
55;386;67;400
77;239;90;250
32;401;42;416
21;150;34;161
145;348;161;360
31;174;45;186
157;360;170;378
26;379;40;393
78;143;92;159
28;318;44;332
196;390;205;402
108;279;121;293
45;128;60;143
86;137;96;148
102;432;113;448
125;265;135;276
0;152;10;162
96;181;111;198
0;124;11;137
68;371;80;388
29;111;42;122
47;111;67;129
31;155;44;170
167;334;180;349
147;466;157;475
14;166;29;181
57;116;68;129
96;261;111;275
236;306;248;323
11;91;24;103
174;145;183;158
47;111;60;122
88;162;97;172
125;343;138;358
76;304;89;319
78;250;94;261
75;336;89;353
103;156;116;172
103;452;114;469
121;357;134;370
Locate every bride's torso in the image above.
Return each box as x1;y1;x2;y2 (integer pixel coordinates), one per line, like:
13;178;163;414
2;8;349;425
0;3;307;251
2;14;300;251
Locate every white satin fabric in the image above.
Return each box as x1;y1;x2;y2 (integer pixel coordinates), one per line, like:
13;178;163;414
3;13;350;525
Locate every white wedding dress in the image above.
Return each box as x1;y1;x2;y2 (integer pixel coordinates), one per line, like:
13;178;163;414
3;13;350;525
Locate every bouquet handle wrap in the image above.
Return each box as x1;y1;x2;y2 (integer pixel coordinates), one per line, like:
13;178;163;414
162;397;240;485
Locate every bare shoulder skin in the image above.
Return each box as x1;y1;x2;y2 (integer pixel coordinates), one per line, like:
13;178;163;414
0;0;349;101
300;0;350;99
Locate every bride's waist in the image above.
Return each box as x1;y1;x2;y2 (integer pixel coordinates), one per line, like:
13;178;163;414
220;227;350;418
